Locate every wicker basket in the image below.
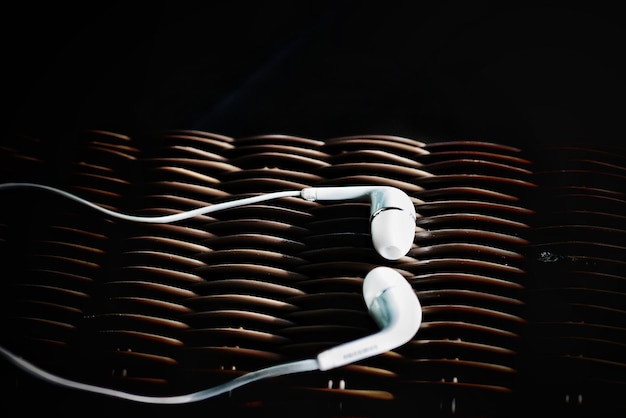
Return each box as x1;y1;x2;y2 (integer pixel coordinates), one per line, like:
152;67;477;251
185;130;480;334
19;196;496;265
1;130;624;417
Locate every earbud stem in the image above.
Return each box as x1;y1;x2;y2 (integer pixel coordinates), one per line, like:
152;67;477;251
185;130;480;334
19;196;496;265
316;327;393;371
301;186;380;204
300;186;416;219
316;268;422;371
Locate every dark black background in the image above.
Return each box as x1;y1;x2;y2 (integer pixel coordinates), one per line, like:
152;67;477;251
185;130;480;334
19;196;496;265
3;1;626;148
1;3;625;416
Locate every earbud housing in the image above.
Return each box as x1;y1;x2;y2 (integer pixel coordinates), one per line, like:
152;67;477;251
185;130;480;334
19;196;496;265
300;186;416;260
316;266;422;371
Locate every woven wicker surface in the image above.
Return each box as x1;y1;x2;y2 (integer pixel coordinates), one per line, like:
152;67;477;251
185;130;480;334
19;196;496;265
1;130;624;417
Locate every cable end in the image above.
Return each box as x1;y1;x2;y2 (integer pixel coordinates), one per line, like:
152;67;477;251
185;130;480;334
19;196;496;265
300;188;317;201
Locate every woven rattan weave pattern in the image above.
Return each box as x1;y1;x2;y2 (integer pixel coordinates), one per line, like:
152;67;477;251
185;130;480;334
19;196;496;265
1;130;624;417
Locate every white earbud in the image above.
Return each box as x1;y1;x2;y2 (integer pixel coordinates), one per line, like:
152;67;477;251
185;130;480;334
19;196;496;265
0;183;416;260
300;186;416;260
316;266;422;371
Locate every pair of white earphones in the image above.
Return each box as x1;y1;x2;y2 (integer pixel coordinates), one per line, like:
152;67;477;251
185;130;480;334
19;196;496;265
0;182;422;404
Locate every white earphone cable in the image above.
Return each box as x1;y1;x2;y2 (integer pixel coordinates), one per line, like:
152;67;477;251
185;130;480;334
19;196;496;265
0;182;319;402
0;346;319;404
0;182;417;402
0;182;303;223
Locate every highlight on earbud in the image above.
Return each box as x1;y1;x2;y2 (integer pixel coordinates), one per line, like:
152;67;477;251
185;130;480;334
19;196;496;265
316;266;422;371
300;186;416;260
